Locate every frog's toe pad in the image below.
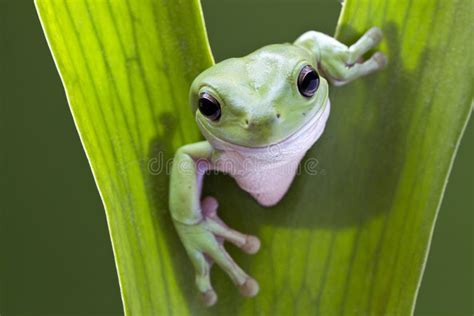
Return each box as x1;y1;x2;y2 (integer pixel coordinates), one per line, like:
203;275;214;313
373;52;388;68
202;289;218;306
367;26;383;44
242;236;260;254
201;196;219;218
239;277;259;297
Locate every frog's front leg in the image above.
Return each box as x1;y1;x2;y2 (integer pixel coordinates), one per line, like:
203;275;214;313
295;27;387;86
170;141;260;306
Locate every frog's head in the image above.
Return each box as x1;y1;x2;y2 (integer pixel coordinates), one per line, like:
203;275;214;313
190;44;328;147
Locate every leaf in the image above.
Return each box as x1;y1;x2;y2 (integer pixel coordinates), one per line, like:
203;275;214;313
203;0;472;314
35;0;213;314
35;0;472;316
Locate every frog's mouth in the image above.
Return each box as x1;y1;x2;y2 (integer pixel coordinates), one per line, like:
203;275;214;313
196;99;330;151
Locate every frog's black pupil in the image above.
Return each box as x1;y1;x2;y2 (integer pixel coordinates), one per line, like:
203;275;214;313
198;92;221;120
298;65;320;97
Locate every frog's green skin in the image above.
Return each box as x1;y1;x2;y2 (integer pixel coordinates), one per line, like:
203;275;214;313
169;27;386;306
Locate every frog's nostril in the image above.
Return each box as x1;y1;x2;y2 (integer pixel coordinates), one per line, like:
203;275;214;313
246;112;277;128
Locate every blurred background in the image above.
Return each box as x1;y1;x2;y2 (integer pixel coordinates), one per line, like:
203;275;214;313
0;0;472;315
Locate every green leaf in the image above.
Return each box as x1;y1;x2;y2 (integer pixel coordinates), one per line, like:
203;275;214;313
36;0;472;315
35;0;213;314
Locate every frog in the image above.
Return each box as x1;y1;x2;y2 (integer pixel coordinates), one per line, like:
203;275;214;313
169;27;386;306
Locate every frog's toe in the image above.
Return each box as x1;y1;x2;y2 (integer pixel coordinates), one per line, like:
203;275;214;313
201;196;261;254
241;235;260;254
206;215;261;254
198;196;260;299
367;26;383;45
239;277;259;297
190;250;218;306
203;241;260;298
201;196;218;218
372;51;388;68
201;289;217;306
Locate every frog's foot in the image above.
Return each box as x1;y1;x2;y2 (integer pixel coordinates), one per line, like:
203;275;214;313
324;27;387;86
346;27;384;65
177;196;260;306
330;50;387;86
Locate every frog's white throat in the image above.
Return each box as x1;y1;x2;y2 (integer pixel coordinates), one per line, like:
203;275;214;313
201;100;330;207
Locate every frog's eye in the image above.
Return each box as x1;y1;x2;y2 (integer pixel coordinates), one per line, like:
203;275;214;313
198;92;221;121
297;65;320;97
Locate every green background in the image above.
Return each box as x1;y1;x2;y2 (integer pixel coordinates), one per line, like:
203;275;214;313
1;0;472;315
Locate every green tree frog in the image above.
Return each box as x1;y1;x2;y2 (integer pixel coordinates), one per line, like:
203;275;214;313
169;27;386;306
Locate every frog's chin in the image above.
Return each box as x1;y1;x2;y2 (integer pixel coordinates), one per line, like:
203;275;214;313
196;99;330;149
